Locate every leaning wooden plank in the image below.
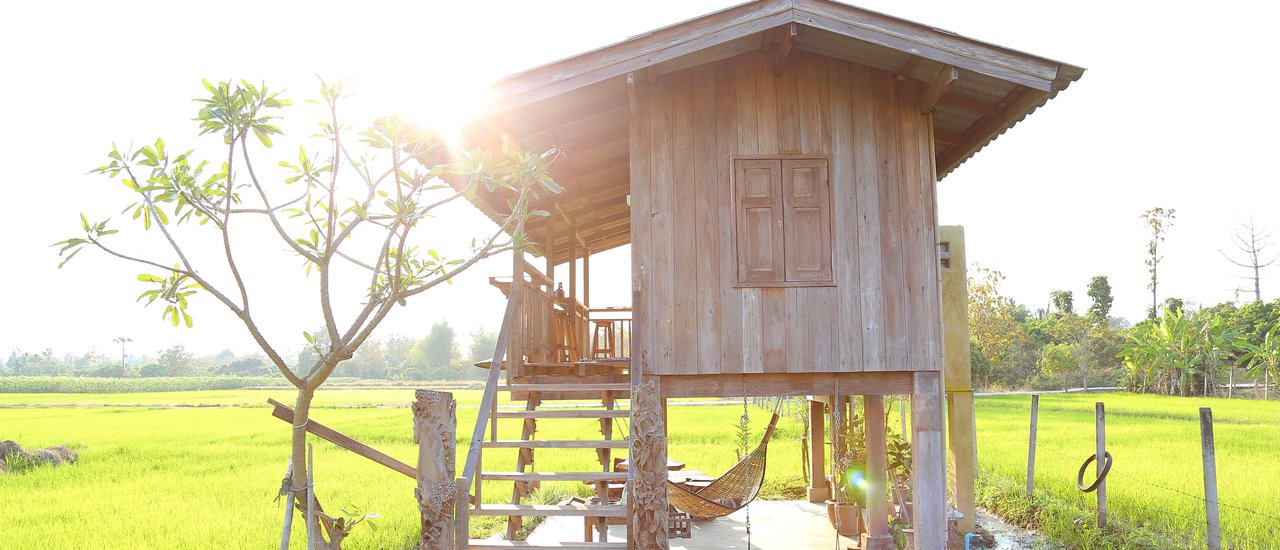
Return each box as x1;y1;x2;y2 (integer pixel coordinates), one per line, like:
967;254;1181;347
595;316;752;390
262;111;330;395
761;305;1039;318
480;472;629;482
467;540;627;548
481;440;629;449
267;398;416;479
470;504;628;517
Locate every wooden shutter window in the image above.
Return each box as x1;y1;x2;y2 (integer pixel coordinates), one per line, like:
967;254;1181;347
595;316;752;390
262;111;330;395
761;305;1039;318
782;158;833;282
735;159;784;283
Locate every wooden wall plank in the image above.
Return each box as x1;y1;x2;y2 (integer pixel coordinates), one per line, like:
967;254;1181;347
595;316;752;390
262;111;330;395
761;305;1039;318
630;74;653;376
851;63;885;372
672;71;698;376
762;287;787;373
715;59;744;374
873;69;908;373
897;78;926;373
827;60;863;374
797;52;826;155
693;65;722;376
774;52;799;154
649;75;676;375
754;53;780;155
734;54;763;375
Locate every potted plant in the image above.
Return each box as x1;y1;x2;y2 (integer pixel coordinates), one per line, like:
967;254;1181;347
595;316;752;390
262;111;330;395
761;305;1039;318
886;434;912;524
826;409;867;537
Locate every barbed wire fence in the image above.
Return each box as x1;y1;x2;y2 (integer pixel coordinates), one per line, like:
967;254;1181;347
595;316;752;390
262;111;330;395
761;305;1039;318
1023;397;1280;549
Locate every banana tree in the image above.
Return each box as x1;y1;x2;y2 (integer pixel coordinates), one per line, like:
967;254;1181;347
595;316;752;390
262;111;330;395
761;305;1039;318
1240;324;1280;400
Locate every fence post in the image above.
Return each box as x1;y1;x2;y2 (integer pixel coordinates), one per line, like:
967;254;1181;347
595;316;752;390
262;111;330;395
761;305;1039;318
1027;394;1039;497
415;390;458;550
1095;401;1107;528
1200;407;1222;550
454;477;470;550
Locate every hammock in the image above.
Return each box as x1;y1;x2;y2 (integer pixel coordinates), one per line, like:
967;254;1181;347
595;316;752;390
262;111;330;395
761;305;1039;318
666;412;780;520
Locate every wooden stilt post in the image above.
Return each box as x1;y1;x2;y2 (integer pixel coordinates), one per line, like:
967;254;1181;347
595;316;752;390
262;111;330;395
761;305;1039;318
911;371;945;550
1095;401;1107;528
1200;407;1222;550
807;398;829;503
1027;394;1039;497
415;390;458;550
864;395;893;550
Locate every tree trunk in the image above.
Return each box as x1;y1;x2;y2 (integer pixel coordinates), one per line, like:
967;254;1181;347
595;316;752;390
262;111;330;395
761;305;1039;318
288;387;338;550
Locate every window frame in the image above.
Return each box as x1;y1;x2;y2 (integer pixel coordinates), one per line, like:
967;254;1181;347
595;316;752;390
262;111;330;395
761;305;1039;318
729;154;836;288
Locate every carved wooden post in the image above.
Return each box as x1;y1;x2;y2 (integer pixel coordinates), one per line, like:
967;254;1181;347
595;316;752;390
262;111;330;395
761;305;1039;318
629;377;669;549
415;390;457;550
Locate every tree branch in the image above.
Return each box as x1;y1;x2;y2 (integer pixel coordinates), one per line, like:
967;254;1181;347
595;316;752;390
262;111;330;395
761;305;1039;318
240;141;321;264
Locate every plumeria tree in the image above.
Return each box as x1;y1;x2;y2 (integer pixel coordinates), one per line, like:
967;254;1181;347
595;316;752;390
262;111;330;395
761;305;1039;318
56;79;559;547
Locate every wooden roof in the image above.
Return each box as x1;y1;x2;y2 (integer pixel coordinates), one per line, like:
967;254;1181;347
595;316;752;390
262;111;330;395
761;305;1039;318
455;0;1084;265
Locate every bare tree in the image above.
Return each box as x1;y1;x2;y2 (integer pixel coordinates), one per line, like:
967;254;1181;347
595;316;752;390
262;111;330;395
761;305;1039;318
1221;218;1277;302
1141;207;1176;319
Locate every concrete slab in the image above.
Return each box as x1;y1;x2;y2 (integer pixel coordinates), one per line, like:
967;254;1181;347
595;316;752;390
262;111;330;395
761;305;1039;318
527;500;859;549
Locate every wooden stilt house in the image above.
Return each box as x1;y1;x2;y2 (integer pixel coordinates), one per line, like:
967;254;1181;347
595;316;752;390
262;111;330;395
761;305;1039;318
452;1;1083;548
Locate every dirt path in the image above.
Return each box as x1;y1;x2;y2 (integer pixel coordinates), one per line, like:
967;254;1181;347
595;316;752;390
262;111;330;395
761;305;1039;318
976;507;1062;549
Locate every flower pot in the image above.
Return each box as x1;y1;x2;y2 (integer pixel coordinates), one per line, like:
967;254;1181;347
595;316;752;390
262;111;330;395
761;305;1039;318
902;528;915;548
826;499;837;526
834;502;863;537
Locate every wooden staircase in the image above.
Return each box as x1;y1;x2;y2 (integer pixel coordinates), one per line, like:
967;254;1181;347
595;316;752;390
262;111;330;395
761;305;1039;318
466;371;630;548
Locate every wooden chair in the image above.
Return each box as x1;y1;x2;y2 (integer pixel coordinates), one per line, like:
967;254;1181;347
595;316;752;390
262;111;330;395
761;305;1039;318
591;320;616;358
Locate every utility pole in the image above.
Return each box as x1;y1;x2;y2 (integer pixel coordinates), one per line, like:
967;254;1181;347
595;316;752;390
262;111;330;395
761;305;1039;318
114;336;132;367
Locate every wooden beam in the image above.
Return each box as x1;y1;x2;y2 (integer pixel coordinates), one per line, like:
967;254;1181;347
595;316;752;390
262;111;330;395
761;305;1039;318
895;55;921;81
932;127;966;146
937;88;1049;176
765;23;797;76
268;398;416;479
658;371;913;398
936;94;1002;119
626;73;638;118
920;65;959;113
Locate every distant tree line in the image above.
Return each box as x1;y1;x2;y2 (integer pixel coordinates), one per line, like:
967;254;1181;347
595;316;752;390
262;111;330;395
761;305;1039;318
3;320;497;381
969;211;1278;397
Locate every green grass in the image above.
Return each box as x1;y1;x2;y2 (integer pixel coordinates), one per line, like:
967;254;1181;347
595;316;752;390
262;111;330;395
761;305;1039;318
8;386;1263;549
0;388;806;549
975;392;1280;549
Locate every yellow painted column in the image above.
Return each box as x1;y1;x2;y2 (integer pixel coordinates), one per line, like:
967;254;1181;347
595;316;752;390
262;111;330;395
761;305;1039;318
940;225;977;533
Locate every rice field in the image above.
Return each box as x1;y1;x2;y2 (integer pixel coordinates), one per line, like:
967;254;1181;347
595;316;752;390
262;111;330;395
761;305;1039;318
0;387;806;549
974;392;1280;548
3;384;1275;549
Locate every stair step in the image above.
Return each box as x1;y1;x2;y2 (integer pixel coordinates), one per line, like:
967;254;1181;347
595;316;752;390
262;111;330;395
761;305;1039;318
499;383;631;393
481;472;628;482
481;440;628;449
467;541;627;549
469;504;627;517
496;409;630;419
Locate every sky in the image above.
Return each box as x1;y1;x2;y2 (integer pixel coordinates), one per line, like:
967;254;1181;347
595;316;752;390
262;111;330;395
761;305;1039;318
2;0;1278;361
